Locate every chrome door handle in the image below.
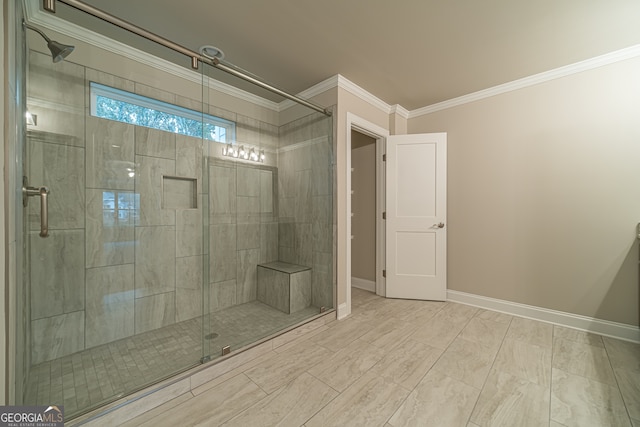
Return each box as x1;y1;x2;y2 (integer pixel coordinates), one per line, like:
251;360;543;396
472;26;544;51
434;222;445;229
23;177;50;238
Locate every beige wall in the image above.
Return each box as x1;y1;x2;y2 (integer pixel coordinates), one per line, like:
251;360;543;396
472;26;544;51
1;0;7;404
409;57;640;326
351;131;376;281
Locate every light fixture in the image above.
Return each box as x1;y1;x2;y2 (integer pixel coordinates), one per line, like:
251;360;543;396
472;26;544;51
26;110;37;126
222;143;265;163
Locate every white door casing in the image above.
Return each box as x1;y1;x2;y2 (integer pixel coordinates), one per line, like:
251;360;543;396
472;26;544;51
385;133;447;300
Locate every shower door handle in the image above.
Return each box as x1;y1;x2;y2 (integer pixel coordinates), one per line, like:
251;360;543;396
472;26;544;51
22;177;50;238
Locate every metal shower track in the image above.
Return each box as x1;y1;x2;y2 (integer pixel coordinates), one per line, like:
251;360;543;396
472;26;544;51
47;0;332;116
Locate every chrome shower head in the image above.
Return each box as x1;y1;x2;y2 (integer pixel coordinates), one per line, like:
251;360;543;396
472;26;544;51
23;22;75;63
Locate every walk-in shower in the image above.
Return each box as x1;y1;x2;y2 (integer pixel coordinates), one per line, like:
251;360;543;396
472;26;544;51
9;0;335;420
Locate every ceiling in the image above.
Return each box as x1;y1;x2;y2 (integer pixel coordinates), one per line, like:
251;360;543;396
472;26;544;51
52;0;640;110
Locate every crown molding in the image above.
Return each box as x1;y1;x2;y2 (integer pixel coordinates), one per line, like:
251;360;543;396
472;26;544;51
336;75;392;114
24;3;281;113
410;43;640;118
389;104;409;119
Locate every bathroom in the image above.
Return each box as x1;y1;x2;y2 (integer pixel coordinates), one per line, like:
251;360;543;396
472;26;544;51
6;0;335;419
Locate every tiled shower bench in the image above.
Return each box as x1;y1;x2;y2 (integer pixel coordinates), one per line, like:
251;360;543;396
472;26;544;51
257;261;311;314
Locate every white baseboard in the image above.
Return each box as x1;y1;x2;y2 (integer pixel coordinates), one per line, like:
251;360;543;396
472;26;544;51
351;277;376;292
337;303;350;320
447;290;640;343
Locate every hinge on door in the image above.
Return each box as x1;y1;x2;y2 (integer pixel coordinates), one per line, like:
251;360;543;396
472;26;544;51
382;269;386;278
382;212;386;220
383;154;386;161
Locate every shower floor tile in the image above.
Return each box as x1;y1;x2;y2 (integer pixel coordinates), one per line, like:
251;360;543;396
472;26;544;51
24;300;321;418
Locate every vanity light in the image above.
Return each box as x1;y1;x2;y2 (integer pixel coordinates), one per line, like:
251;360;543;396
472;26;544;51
222;143;265;163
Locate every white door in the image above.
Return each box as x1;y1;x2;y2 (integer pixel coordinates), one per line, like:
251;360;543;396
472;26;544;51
385;133;447;300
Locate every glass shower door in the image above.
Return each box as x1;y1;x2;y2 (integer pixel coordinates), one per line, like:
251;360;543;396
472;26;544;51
21;42;208;418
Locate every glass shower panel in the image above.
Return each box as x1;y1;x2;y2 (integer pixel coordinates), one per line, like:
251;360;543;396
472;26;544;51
22;37;207;418
204;60;334;358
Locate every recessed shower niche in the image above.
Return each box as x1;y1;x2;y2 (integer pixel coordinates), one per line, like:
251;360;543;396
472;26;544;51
163;176;197;209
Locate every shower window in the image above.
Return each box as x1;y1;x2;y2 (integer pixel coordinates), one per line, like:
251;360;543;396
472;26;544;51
90;82;235;142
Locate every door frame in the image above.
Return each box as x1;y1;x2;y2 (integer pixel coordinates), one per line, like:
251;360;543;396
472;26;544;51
345;113;389;317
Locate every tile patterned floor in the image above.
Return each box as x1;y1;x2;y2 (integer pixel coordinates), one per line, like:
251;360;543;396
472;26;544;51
24;301;320;418
118;288;640;427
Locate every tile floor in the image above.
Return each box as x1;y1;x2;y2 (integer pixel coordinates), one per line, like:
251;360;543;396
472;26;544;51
116;288;639;427
25;301;319;418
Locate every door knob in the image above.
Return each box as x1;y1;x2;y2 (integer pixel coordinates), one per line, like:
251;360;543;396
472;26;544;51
434;222;445;229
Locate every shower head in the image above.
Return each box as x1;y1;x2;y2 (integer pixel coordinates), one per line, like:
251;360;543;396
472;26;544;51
23;22;75;63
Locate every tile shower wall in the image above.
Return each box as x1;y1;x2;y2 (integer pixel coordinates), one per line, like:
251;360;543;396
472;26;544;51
26;50;280;364
278;114;333;310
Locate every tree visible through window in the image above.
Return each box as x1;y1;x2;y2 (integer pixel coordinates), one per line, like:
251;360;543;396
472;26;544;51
90;82;235;142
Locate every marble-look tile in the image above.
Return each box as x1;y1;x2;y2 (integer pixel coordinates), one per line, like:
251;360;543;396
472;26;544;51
85;67;135;93
309;317;369;352
295;169;312;222
237;166;260;197
135;155;176;226
358;317;417;349
311;251;333;309
312;221;333;254
549;422;566;427
278;221;295;248
135;125;176;160
209;164;237;225
119;393;193;427
134;292;175;334
476;308;513;325
210;224;237;282
222;372;337;427
259;222;278;263
471;370;550;427
30;229;84;319
237;222;260;250
306;371;410;427
237;196;260;223
259;170;274;214
603;337;640;374
236;249;260;304
552;337;617;385
551;368;630;427
259;121;279;149
134;226;176;298
28;141;85;230
175;134;203;189
493;338;552;387
290;270;312;313
312;195;332;225
85;264;134;348
31;311;85;364
83;378;191;427
553;325;604;347
458;316;509;351
85;188;135;268
257;265;289;313
244;340;332;394
85;116;135;190
371;339;443;391
271;317;327;350
176;203;203;257
163;176;196;209
134;82;176;104
140;374;265;427
388;370;480;427
176;255;203;322
295;223;313;267
505;317;553;348
432;337;498;389
308;339;386;392
210;280;237;312
409;308;470;350
633;418;640;427
615;368;640;421
236;115;261;145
